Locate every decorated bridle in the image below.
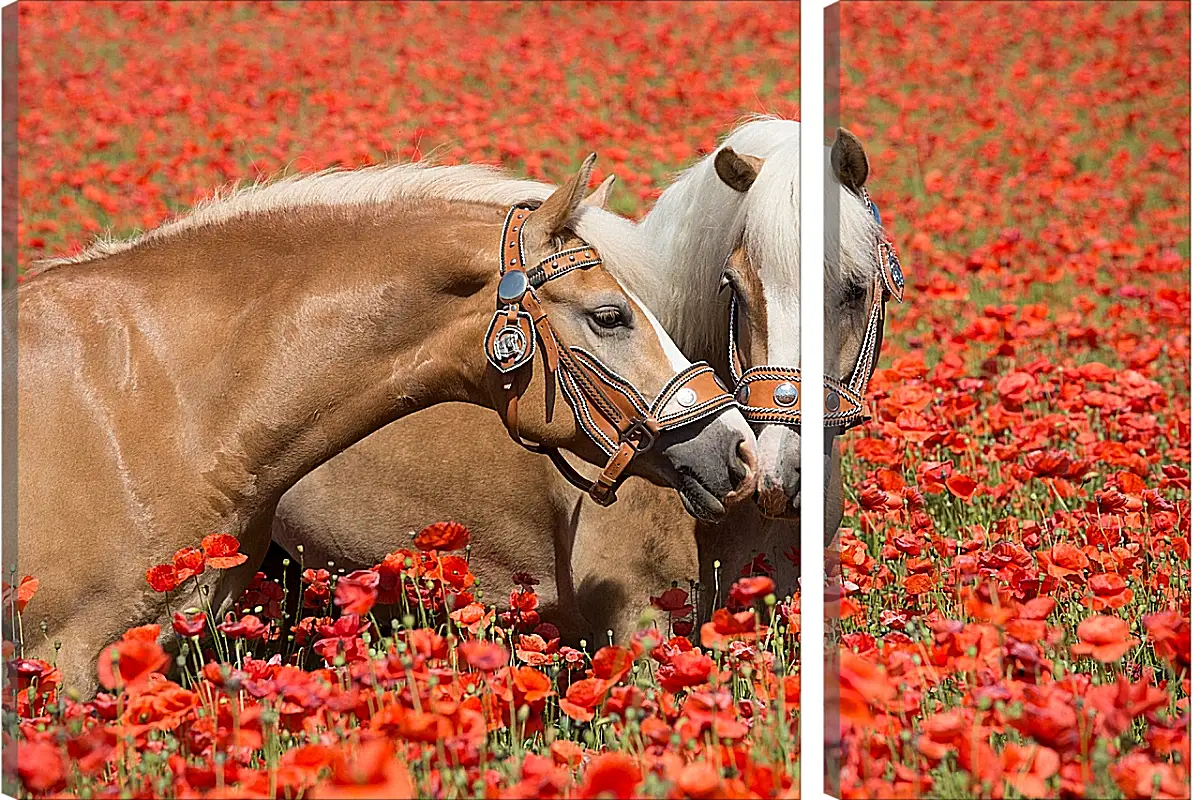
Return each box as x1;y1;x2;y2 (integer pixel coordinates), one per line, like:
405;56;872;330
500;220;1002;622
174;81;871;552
726;189;904;435
485;202;738;506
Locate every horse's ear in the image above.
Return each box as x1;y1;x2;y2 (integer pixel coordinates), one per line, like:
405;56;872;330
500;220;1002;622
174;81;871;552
714;147;764;193
526;153;597;240
831;127;869;192
581;174;616;209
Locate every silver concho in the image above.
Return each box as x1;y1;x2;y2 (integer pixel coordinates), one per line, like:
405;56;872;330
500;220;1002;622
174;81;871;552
773;382;798;407
675;387;698;408
498;270;529;304
495;326;528;361
485;309;536;374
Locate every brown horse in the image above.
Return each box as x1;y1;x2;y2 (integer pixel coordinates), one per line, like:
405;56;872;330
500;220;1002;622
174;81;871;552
273;119;816;640
17;156;758;697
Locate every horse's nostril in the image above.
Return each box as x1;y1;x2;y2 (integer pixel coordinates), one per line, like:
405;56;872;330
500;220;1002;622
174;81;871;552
726;437;758;504
738;437;758;479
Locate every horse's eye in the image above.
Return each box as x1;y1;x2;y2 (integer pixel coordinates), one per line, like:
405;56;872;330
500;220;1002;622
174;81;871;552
590;307;627;329
719;269;735;292
842;284;868;306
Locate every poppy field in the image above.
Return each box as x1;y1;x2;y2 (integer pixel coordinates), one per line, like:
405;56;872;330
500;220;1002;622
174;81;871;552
833;2;1191;798
7;2;800;798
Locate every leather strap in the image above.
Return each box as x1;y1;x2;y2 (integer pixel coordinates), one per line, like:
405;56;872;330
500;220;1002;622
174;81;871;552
726;197;905;435
489;202;738;505
736;366;802;426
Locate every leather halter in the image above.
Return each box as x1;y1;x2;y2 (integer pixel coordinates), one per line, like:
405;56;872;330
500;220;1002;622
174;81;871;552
486;202;737;506
727;189;904;435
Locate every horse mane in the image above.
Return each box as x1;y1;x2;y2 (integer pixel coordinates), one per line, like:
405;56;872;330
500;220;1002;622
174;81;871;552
31;161;567;272
633;114;800;361
825;164;880;298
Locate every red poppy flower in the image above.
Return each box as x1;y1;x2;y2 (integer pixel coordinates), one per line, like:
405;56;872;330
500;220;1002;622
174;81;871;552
1082;572;1134;610
1142;610;1190;669
16;741;67;794
578;752;641;799
727;575;775;607
700;608;759;650
840;651;895;725
201;533;248;569
1070;615;1138;663
677;761;723;799
511;665;554;703
657;650;715;693
592;646;633;686
630;626;663;660
559;677;608;722
122;623;161;643
172;546;206;581
172;611;207;638
458;639;508;672
1035;542;1089;580
550;739;583;768
3;575;39;613
97;637;170;691
413;520;470;551
904;574;935;596
145;563;180;593
649;586;693;617
217;613;268;641
334;570;379;616
439;554;475;591
997;743;1060;799
450;601;495;635
858;485;903;511
946;473;977;501
309;739;414;799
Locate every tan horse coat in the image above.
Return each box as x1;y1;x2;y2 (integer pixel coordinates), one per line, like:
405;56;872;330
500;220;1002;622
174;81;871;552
17;158;755;696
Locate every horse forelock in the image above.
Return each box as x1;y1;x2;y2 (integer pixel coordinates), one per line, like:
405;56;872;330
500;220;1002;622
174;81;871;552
636;114;799;363
824;148;880;295
741;124;800;365
33;162;564;270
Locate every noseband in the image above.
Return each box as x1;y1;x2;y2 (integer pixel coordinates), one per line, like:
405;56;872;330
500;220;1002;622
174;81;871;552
727;189;904;435
486;202;737;506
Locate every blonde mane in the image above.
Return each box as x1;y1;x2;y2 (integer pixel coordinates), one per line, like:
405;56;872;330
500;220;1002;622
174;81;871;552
33;162;567;271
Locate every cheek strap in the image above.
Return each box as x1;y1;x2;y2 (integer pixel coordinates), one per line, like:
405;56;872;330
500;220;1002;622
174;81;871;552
488;203;738;506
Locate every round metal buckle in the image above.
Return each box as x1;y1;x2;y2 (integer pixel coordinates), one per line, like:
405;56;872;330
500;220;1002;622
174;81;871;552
675;387;698;408
498;270;529;304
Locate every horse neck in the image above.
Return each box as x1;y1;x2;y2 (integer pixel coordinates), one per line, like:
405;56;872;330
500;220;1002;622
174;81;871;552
636;166;746;369
77;202;498;516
